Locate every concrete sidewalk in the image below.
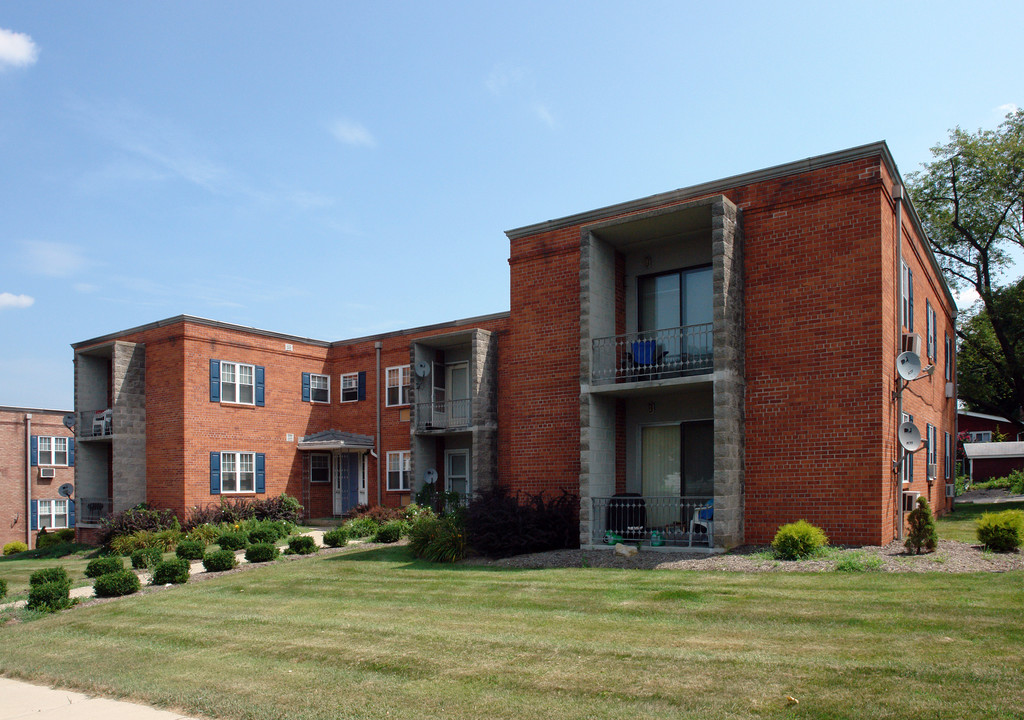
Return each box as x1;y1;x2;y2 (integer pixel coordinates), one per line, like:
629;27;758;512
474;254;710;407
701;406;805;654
0;677;202;720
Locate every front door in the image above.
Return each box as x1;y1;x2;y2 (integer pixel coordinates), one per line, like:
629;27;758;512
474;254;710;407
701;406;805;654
333;453;360;515
445;449;470;505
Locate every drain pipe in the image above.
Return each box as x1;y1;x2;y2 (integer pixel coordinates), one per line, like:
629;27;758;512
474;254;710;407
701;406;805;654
375;341;383;506
894;184;905;542
24;412;32;547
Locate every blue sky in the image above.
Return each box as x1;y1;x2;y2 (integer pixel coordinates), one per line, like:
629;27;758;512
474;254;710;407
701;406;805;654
1;1;1021;410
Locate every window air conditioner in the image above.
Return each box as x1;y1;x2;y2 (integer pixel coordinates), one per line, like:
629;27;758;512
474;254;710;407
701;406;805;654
901;332;922;356
927;463;938;479
39;467;55;479
902;490;921;512
945;382;954;398
945;484;956;498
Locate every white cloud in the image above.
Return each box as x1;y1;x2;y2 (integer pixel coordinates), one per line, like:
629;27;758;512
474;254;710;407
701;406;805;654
954;286;981;310
996;103;1019;117
0;27;38;70
0;292;34;310
19;240;91;278
330;119;376;148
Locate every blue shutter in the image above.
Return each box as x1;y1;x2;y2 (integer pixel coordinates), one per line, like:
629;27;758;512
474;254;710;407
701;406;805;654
255;366;265;406
302;372;311;402
358;371;366;401
68;438;75;467
68;500;75;528
255;453;266;494
30;499;38;530
30;435;38;466
210;360;221;402
210;452;221;495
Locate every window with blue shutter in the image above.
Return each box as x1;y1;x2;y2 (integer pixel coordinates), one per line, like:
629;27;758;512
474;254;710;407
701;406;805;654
358;371;366;401
30;499;38;530
210;359;221;402
30;435;38;466
255;453;266;493
210;451;221;494
302;372;311;402
68;500;75;528
255;366;265;406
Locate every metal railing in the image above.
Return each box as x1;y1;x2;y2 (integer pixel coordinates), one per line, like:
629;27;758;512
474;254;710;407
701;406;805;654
590;495;714;547
414;398;472;431
77;496;113;525
591;324;713;385
78;409;112;438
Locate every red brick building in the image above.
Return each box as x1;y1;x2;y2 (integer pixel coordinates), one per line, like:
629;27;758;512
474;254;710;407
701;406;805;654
71;142;956;548
0;406;75;549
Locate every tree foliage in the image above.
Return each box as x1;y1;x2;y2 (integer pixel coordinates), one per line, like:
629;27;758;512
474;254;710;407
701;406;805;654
909;110;1024;420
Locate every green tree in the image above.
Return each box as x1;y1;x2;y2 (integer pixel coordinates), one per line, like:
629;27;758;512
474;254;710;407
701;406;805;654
909;110;1024;421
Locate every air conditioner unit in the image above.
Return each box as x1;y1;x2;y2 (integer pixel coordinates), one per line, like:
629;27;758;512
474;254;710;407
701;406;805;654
902;490;921;512
945;484;956;498
945;382;954;398
39;467;55;479
927;463;938;479
901;332;922;356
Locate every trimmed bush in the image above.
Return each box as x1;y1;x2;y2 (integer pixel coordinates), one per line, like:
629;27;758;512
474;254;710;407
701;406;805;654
322;527;349;548
285;536;317;555
3;541;28;556
30;566;70;587
94;569;141;597
0;577;7;600
131;547;164;570
772;520;829;560
216;531;249;551
344;517;379;538
465;486;579;559
245;542;279;563
202;549;238;573
27;580;73;613
905;497;938;554
373;520;407;544
151;558;190;585
409;515;466;563
85;556;124;579
175;539;206;560
976;509;1024;552
36;528;77;550
248;527;278;544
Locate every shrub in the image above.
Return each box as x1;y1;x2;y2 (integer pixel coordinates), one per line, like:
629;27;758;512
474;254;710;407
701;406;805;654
322;527;350;548
131;547;164;570
354;505;406;524
772;520;829;560
3;541;28;556
36;528;77;550
285;536;317;555
27;580;73;613
202;549;238;573
215;531;249;551
409;515;466;563
344;517;379;539
175;539;206;560
465;486;579;559
186;524;220;545
247;527;277;544
0;577;7;599
109;530;158;556
151;558;190;585
976;509;1024;552
372;520;407;544
101;504;179;546
85;556;124;579
93;569;141;597
905;497;938;554
153;528;184;551
182;494;303;531
245;542;279;563
30;566;70;587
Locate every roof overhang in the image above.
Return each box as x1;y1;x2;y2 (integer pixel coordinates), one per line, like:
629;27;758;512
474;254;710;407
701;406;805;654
963;441;1024;459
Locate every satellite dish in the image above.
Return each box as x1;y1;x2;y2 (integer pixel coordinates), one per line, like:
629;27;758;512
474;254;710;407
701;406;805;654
898;421;922;452
896;351;921;381
424;468;438;484
58;483;74;498
414;360;431;378
62;413;77;430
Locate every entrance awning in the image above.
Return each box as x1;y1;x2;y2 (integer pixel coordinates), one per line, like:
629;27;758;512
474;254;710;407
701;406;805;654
297;429;375;451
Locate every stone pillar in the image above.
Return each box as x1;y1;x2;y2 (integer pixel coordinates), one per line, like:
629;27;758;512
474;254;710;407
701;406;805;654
111;341;146;512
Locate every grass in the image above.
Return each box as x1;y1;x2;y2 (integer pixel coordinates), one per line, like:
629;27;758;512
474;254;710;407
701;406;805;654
1;545;1022;719
0;543;100;600
936;501;1024;543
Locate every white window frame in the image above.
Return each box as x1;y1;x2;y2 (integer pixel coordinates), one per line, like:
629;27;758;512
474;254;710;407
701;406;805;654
309;373;330;404
927;423;937;465
901;262;914;331
220;361;255;405
386;365;410;407
926;301;936;360
309;453;331;483
38;499;68;529
970;431;992;443
340;372;359;403
386;450;410;491
37;436;68;466
220;451;256;493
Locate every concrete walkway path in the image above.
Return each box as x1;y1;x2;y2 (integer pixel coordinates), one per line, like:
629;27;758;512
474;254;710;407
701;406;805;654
0;677;202;720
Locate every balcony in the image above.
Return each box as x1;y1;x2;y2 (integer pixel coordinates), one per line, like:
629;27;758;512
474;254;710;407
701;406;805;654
77;496;113;525
77;409;112;439
591;323;713;385
590;495;714;547
414;398;472;432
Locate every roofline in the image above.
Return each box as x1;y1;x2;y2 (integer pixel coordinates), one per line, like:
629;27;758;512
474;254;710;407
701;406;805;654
0;405;73;415
327;311;509;348
958;410;1016;423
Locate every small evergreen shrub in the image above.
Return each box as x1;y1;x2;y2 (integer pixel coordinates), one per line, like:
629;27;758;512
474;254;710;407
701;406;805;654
344;517;379;538
85;556;124;578
245;542;279;563
976;509;1024;552
93;569;141;597
216;531;249;551
202;549;238;572
30;566;70;587
175;539;206;560
409;515;466;563
905;497;938;554
373;520;407;544
248;527;278;544
36;528;77;549
131;547;164;570
3;541;28;556
322;527;350;548
27;580;73;613
151;558;190;585
772;520;829;560
285;536;317;555
0;577;7;600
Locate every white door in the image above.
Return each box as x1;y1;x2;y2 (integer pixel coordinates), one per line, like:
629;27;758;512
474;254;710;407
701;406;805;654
447;362;469;427
432;361;446;427
445;450;470;504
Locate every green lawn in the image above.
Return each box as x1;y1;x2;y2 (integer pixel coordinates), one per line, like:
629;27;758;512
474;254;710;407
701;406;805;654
0;543;103;600
937;501;1024;543
2;544;1022;720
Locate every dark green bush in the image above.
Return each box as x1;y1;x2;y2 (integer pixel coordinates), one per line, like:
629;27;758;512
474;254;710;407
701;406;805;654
322;527;349;547
905;497;937;554
151;558;190;585
373;520;407;544
183;494;303;530
465;486;579;559
245;543;279;563
202;549;238;572
3;541;28;556
344;517;379;538
285;536;317;555
29;566;70;587
247;527;277;544
175;539;206;560
93;569;141;597
976;510;1024;552
85;556;124;579
131;547;164;570
216;531;249;551
27;580;73;613
0;577;7;599
36;528;76;549
409;515;466;563
772;520;829;560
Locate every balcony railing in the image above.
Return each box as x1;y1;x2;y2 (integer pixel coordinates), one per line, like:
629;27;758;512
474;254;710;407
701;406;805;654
78;409;112;438
77;496;113;525
414;399;472;431
591;324;713;385
590;495;714;547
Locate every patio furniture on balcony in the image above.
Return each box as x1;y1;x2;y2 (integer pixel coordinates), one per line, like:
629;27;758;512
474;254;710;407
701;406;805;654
591;495;714;547
592;323;713;385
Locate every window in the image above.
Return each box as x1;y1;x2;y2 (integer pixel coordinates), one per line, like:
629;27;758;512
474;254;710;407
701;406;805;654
901;262;914;331
210;451;265;494
302;373;330;403
310;453;331;483
221;361;254;404
387;450;410;491
969;431;992;443
945;431;952;480
341;373;360;402
386;366;410;407
944;333;953;382
926;301;936;360
37;436;68;466
927;423;937;474
38;499;68;529
902;412;914;484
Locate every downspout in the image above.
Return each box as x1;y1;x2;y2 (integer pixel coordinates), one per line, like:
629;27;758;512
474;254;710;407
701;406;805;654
375;341;383;506
24;412;32;547
894;184;905;542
